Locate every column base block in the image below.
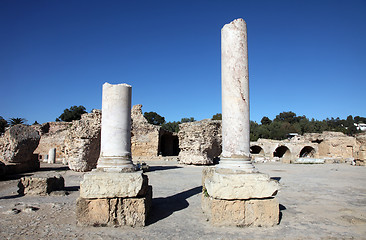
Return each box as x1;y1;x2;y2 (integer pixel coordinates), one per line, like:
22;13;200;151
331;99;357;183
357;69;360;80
202;194;279;227
203;167;279;200
76;185;152;227
80;171;148;198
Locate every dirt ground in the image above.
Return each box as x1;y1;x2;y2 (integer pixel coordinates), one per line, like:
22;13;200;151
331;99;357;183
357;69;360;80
1;160;366;240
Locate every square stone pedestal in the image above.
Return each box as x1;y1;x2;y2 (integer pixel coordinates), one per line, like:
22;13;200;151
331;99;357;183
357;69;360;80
202;167;280;227
76;170;152;227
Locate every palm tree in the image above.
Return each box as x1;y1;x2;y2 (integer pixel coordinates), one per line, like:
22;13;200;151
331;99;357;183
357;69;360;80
8;118;27;126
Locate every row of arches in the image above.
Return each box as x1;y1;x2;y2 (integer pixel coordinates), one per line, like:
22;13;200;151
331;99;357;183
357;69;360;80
250;145;316;160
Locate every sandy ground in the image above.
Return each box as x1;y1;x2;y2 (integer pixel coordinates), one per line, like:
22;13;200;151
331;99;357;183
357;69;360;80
0;160;366;240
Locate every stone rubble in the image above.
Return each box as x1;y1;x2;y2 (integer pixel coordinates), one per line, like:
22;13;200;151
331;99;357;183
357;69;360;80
0;124;40;175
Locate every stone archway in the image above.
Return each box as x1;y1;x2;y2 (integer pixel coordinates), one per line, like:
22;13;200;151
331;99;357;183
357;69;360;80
250;145;265;156
273;146;291;163
299;146;316;158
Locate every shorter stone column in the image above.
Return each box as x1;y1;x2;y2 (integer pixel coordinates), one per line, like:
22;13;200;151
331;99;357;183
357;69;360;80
48;148;56;164
76;83;152;227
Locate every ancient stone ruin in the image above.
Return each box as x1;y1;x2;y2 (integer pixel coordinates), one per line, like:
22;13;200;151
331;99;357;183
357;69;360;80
32;121;69;162
202;18;280;227
77;83;152;227
131;104;179;160
0;124;40;175
64;109;102;172
178;119;221;165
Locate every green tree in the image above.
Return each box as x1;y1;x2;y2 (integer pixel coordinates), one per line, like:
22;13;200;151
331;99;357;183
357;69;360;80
260;116;272;125
58;105;87;122
8;117;27;126
212;113;222;120
0;116;8;133
144;112;165;126
32;121;40;125
162;121;180;132
274;111;297;124
180;117;195;123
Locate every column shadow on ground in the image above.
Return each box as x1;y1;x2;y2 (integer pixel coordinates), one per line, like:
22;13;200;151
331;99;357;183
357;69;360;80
147;166;183;172
279;204;286;224
147;186;202;225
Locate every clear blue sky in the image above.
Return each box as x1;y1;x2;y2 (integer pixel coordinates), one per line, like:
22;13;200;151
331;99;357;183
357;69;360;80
1;0;365;124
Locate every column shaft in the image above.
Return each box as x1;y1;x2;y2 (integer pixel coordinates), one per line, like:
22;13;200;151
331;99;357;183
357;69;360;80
97;83;134;171
219;18;254;172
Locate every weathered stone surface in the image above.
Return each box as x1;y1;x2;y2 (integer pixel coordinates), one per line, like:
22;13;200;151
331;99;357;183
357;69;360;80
80;171;148;198
17;172;65;195
0;125;40;174
245;198;279;227
131;104;160;157
202;194;245;226
64;110;101;172
203;167;279;200
77;186;152;227
178;119;221;165
202;195;279;227
221;18;251;161
76;198;110;226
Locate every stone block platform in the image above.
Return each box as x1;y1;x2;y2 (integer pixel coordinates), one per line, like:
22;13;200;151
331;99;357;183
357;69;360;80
17;172;65;195
77;170;152;227
202;166;280;227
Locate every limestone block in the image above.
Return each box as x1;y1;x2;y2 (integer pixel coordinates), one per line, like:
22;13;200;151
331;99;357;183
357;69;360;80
76;198;110;226
202;194;245;226
80;171;148;198
17;173;65;195
203;167;279;200
294;158;325;164
202;195;279;227
77;186;152;227
245;198;279;227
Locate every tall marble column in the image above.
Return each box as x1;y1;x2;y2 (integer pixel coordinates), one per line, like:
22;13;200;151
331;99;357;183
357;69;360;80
218;18;255;172
202;18;280;227
96;83;135;172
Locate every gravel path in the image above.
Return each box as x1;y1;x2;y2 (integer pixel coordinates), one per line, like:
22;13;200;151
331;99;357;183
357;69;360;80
1;161;365;239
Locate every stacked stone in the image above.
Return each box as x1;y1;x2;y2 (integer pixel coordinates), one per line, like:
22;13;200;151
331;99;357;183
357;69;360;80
202;19;280;227
76;83;152;227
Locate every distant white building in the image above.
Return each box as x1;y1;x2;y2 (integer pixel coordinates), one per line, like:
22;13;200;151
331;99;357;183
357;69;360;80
354;123;366;131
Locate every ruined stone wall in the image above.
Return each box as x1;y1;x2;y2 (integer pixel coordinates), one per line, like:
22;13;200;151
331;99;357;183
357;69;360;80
178;119;222;165
355;132;366;165
304;132;359;162
33;122;70;161
64;110;102;172
131;105;160;157
250;131;365;164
